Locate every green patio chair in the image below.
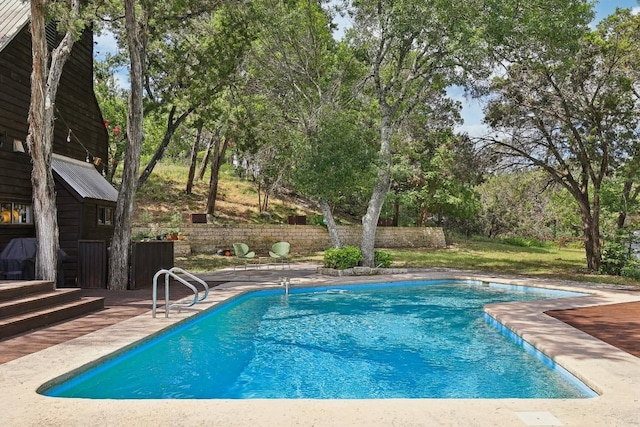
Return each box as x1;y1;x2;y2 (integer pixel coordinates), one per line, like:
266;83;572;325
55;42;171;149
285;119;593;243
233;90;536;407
233;242;256;270
269;241;290;269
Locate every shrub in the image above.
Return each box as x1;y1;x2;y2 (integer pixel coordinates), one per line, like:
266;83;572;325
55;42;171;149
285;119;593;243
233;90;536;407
308;215;326;226
323;246;362;269
374;250;393;268
599;231;640;277
599;239;628;276
621;261;640;280
323;247;393;269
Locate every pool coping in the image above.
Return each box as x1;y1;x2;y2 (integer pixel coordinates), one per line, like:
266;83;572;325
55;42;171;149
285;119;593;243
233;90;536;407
1;270;640;426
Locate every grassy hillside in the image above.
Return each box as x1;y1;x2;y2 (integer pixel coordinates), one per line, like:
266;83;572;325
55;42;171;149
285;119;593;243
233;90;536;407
132;162;336;227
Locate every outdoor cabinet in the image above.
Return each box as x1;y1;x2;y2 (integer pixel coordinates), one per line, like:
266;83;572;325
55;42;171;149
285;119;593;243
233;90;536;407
190;213;207;223
129;241;174;289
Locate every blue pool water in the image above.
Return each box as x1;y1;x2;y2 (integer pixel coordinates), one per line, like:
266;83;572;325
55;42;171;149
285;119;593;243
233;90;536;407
42;280;595;399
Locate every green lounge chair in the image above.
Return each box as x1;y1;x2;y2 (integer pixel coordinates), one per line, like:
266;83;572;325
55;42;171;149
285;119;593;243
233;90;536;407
269;241;290;269
233;242;256;270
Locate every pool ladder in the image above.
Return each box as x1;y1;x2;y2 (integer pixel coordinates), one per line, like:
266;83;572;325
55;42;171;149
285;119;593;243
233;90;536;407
152;267;210;318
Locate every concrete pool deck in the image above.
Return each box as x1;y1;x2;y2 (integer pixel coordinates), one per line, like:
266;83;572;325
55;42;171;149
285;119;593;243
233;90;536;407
1;265;639;426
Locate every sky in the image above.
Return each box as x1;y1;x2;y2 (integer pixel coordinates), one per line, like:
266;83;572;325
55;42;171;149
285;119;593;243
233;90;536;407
94;1;640;136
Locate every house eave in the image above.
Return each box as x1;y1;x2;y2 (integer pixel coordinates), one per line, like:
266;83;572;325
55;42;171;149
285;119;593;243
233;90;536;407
0;0;30;53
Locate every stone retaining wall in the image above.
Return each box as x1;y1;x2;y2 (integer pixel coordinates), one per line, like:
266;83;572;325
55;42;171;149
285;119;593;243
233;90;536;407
165;224;446;255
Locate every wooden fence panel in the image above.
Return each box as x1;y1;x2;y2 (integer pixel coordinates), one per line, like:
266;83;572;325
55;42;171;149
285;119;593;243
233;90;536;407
77;240;106;289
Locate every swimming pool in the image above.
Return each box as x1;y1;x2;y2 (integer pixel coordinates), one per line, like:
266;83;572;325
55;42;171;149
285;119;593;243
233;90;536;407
42;279;595;399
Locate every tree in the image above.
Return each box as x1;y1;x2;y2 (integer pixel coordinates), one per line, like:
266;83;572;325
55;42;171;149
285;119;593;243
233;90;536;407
245;0;369;247
205;125;229;215
396;135;481;228
27;0;82;283
108;0;148;290
483;9;640;271
388;98;483;229
476;171;569;240
185;123;203;194
136;4;254;189
603;10;640;231
293;110;377;246
107;0;251;289
345;0;486;266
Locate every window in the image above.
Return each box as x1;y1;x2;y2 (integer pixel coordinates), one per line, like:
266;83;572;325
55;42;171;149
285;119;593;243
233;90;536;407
98;206;113;226
0;202;33;225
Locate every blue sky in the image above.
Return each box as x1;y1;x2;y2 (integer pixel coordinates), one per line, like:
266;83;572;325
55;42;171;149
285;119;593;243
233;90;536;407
594;0;638;21
94;1;640;135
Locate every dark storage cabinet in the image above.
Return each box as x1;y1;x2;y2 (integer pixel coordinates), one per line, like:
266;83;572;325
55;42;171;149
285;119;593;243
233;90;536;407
129;241;174;289
190;213;207;223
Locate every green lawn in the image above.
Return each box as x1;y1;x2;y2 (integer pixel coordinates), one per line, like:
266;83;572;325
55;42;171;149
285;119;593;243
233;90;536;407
386;238;640;287
177;237;640;288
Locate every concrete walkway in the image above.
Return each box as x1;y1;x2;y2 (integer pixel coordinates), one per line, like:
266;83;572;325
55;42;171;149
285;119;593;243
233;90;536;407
1;265;639;426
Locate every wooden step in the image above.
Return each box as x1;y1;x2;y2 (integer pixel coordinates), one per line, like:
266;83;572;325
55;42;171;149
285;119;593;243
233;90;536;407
0;289;82;319
0;297;104;340
0;281;54;302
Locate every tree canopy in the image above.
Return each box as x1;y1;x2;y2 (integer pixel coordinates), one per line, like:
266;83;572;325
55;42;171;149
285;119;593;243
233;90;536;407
483;8;640;270
86;0;640;277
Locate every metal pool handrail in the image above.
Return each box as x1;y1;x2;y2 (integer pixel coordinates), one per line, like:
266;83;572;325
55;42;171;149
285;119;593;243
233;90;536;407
168;267;210;302
152;267;210;318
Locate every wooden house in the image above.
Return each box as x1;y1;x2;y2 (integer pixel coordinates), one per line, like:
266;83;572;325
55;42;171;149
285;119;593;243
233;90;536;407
0;0;117;288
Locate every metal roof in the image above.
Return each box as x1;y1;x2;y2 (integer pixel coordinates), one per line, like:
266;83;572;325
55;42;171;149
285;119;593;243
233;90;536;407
52;154;119;202
0;0;30;52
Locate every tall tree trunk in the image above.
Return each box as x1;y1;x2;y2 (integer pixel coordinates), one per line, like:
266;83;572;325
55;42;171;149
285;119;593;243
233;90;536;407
256;179;271;213
186;124;203;194
417;205;428;227
205;136;229;215
320;199;342;248
197;135;215;181
108;0;146;290
577;193;601;272
27;0;79;284
137;105;193;188
361;115;392;267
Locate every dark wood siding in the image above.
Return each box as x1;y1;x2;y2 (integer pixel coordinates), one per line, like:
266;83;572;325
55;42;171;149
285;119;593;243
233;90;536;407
53;29;109;163
0;23;33;252
0;24;108;197
0;21;113;288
